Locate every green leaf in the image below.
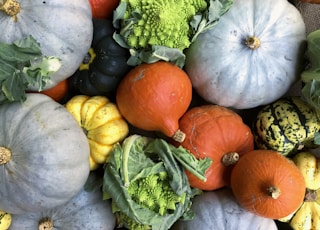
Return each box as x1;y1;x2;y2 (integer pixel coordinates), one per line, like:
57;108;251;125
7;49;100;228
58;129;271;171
301;30;320;112
191;0;234;42
0;35;61;104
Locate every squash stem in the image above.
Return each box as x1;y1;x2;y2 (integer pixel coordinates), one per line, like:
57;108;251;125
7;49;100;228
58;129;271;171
0;0;20;22
221;152;239;166
172;129;186;143
0;147;11;165
38;217;54;230
305;188;317;202
267;186;281;199
245;36;261;50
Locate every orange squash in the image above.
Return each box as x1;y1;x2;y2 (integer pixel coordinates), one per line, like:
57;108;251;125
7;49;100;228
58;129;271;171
173;105;254;190
89;0;120;19
230;150;306;219
116;61;192;142
28;79;69;102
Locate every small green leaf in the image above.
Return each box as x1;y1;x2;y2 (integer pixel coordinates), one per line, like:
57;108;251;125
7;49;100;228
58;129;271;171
301;30;320;112
0;35;61;104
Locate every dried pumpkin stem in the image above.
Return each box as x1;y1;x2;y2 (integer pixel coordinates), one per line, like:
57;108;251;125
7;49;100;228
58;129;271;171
245;36;261;50
221;152;239;166
38;217;54;230
0;147;11;165
305;188;317;202
172;129;186;143
0;0;20;22
267;186;281;199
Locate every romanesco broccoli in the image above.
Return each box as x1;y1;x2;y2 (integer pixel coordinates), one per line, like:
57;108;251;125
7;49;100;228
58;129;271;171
114;172;187;229
103;135;212;230
119;0;207;51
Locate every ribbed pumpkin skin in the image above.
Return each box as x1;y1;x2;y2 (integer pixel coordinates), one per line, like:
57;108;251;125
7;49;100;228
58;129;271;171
184;0;306;109
253;97;320;156
176;105;254;190
172;188;278;230
65;95;129;170
0;0;93;90
10;174;116;230
0;94;90;214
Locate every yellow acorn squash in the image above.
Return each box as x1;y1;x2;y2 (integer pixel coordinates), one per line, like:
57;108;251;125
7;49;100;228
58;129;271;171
65;95;129;170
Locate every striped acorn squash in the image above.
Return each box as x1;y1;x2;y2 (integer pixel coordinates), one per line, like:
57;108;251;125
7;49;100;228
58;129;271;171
252;96;320;156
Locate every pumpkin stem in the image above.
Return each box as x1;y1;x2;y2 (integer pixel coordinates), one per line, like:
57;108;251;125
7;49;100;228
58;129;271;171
172;129;186;143
221;152;239;166
0;0;20;22
245;36;261;50
38;217;54;230
305;188;317;202
267;186;281;199
0;147;11;165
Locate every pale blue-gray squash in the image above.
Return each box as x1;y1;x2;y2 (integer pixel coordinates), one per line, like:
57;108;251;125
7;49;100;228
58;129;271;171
0;93;90;214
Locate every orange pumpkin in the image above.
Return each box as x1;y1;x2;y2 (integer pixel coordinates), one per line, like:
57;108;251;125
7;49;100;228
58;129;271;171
116;61;192;142
230;150;306;219
173;105;254;190
28;79;69;102
89;0;120;19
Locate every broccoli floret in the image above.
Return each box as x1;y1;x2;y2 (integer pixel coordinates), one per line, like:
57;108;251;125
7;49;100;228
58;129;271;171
115;171;186;229
119;0;208;51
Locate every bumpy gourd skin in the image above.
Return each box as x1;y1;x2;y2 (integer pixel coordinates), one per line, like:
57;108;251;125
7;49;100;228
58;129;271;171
253;97;320;156
113;172;186;229
121;0;207;50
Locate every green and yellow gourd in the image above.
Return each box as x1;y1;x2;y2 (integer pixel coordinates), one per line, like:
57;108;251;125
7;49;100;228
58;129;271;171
252;96;320;156
0;210;11;230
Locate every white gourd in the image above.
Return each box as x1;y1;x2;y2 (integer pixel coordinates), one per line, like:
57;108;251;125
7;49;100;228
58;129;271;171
185;0;306;109
0;94;90;214
9;173;116;230
172;188;278;230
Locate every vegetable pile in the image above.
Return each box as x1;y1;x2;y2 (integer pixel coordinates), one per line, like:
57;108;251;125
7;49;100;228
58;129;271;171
0;0;320;229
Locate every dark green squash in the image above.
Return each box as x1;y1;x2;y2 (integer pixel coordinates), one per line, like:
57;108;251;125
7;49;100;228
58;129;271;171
69;18;132;97
252;96;320;156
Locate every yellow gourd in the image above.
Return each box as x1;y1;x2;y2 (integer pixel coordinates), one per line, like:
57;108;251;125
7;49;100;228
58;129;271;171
278;152;320;229
65;95;129;170
0;210;11;230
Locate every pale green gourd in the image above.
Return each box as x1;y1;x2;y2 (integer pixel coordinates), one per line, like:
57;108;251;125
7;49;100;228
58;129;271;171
172;188;278;230
9;173;116;230
185;0;306;109
0;93;90;214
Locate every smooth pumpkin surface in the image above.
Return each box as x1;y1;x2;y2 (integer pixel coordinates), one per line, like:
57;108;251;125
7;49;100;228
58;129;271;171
185;0;306;109
174;105;254;190
89;0;119;19
231;150;306;219
0;0;93;90
0;93;90;214
116;61;192;142
172;188;278;230
70;18;132;97
10;173;116;230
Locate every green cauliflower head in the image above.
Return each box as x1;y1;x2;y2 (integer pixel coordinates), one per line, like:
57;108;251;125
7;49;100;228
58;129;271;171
119;0;208;50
